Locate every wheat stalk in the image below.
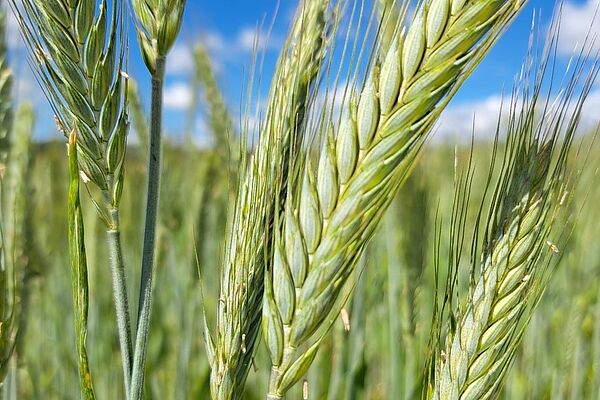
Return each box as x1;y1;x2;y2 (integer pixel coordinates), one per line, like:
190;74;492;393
205;2;334;399
130;1;186;399
430;32;600;399
9;0;132;395
263;1;528;397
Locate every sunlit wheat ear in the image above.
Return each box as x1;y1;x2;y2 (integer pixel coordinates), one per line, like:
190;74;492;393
131;0;186;74
263;0;528;397
10;0;129;212
429;27;600;400
206;1;336;399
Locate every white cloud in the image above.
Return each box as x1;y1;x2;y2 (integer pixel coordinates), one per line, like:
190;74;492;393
164;27;280;77
166;44;194;75
199;27;283;64
557;0;600;56
163;82;193;110
435;87;600;142
580;88;600;130
204;31;228;54
193;115;213;148
235;26;283;53
436;95;505;140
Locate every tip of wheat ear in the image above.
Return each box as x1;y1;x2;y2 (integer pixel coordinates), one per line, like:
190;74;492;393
132;0;186;72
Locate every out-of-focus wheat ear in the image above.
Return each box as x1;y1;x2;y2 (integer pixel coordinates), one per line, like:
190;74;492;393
0;3;13;336
127;80;149;158
191;42;234;273
0;188;13;385
67;130;96;400
208;1;335;399
193;43;234;161
0;9;12;163
0;10;21;386
266;1;528;397
429;24;600;399
323;260;368;400
386;173;430;399
0;128;18;386
4;103;35;390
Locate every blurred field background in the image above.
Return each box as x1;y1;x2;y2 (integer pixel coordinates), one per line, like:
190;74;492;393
9;121;600;400
2;0;600;399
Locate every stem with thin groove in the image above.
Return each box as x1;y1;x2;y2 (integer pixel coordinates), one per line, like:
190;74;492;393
107;207;133;399
130;56;166;400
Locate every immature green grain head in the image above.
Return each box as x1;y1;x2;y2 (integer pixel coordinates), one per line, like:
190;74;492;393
428;28;600;400
10;0;129;214
206;1;336;399
264;0;528;397
131;0;187;73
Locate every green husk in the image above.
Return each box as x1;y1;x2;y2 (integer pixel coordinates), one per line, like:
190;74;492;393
67;131;96;399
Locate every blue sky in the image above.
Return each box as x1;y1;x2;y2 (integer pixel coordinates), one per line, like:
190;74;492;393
7;0;600;141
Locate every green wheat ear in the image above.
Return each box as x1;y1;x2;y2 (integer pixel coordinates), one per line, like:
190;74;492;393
263;0;528;397
206;1;336;398
131;0;186;74
427;23;600;400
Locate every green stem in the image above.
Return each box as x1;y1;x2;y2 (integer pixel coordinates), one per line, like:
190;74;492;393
107;208;133;399
267;345;295;400
267;367;283;400
130;56;166;400
386;214;402;399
